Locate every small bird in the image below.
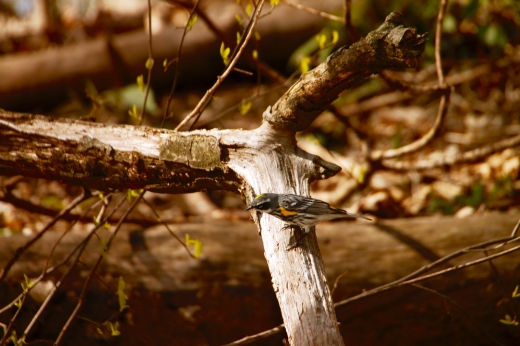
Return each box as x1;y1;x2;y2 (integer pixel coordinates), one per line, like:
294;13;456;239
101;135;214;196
246;193;371;249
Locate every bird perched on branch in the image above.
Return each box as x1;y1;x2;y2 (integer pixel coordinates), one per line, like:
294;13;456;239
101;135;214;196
246;193;371;249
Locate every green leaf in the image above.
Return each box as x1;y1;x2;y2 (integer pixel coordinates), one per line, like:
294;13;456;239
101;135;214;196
442;13;457;34
236;31;242;44
185;234;203;258
119;84;158;114
245;3;253;17
512;285;520;298
331;30;339;46
126;189;143;202
220;42;231;66
145;58;153;70
239;99;252;115
128;104;141;122
316;33;327;50
300;56;311;74
483;23;508;48
136;75;145;91
117;276;129;311
270;0;279;6
252;49;258;60
187;13;197;31
110;321;121;336
21;274;34;293
499;314;519;326
235;14;243;26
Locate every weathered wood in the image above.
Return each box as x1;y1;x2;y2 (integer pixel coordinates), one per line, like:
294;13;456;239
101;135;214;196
2;213;517;292
2;214;518;345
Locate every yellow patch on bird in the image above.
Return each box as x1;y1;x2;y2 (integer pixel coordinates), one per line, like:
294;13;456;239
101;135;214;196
279;207;298;216
255;194;264;199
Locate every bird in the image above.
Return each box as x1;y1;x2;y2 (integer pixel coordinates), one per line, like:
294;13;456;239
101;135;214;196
246;193;371;249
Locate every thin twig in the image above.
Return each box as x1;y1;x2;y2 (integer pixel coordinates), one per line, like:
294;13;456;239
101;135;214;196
0;198;130;320
411;284;506;346
174;0;266;131
370;0;450;162
54;191;145;345
382;132;520;170
168;0;285;84
281;0;344;23
0;189;90;281
342;0;359;43
222;324;286;346
161;0;201;128
138;0;155;126
141;196;196;258
21;195;128;341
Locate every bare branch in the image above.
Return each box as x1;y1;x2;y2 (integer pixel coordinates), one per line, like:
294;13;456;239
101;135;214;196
175;0;267;130
281;0;344;23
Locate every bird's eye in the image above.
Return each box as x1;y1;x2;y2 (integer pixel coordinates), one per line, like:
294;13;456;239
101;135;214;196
257;202;269;210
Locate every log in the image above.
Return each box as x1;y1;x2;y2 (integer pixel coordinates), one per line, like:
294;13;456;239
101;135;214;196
2;213;518;291
1;213;519;345
0;1;329;110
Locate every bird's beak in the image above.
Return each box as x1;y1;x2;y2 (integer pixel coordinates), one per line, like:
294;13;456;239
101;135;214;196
245;205;253;211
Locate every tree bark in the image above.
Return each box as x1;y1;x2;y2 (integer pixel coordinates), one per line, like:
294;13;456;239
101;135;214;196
0;12;426;345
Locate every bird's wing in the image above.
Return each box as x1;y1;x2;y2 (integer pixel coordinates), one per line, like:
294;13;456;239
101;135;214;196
280;196;340;214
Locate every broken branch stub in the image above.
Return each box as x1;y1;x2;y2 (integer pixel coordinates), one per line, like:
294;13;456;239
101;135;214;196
265;12;427;132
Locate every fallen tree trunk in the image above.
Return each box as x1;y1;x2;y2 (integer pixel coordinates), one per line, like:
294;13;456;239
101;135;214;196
0;1;327;110
2;213;518;291
1;213;519;345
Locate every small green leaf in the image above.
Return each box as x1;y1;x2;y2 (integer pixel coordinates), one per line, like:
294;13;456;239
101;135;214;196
163;59;168;68
110;321;121;336
14;297;22;308
236;31;242;44
93;216;100;227
128;104;141;121
442;13;457;34
126;189;143;201
358;166;366;184
24;274;34;289
239;99;252;115
136;75;145;91
145;58;153;70
220;42;231;66
270;0;279;6
185;234;203;258
235;14;243;26
97;328;104;335
316;34;327;50
331;30;339;46
254;31;261;41
252;49;258;60
117;276;129;311
300;56;311;74
187;13;197;31
245;3;253;17
499;314;519;326
512;285;520;298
